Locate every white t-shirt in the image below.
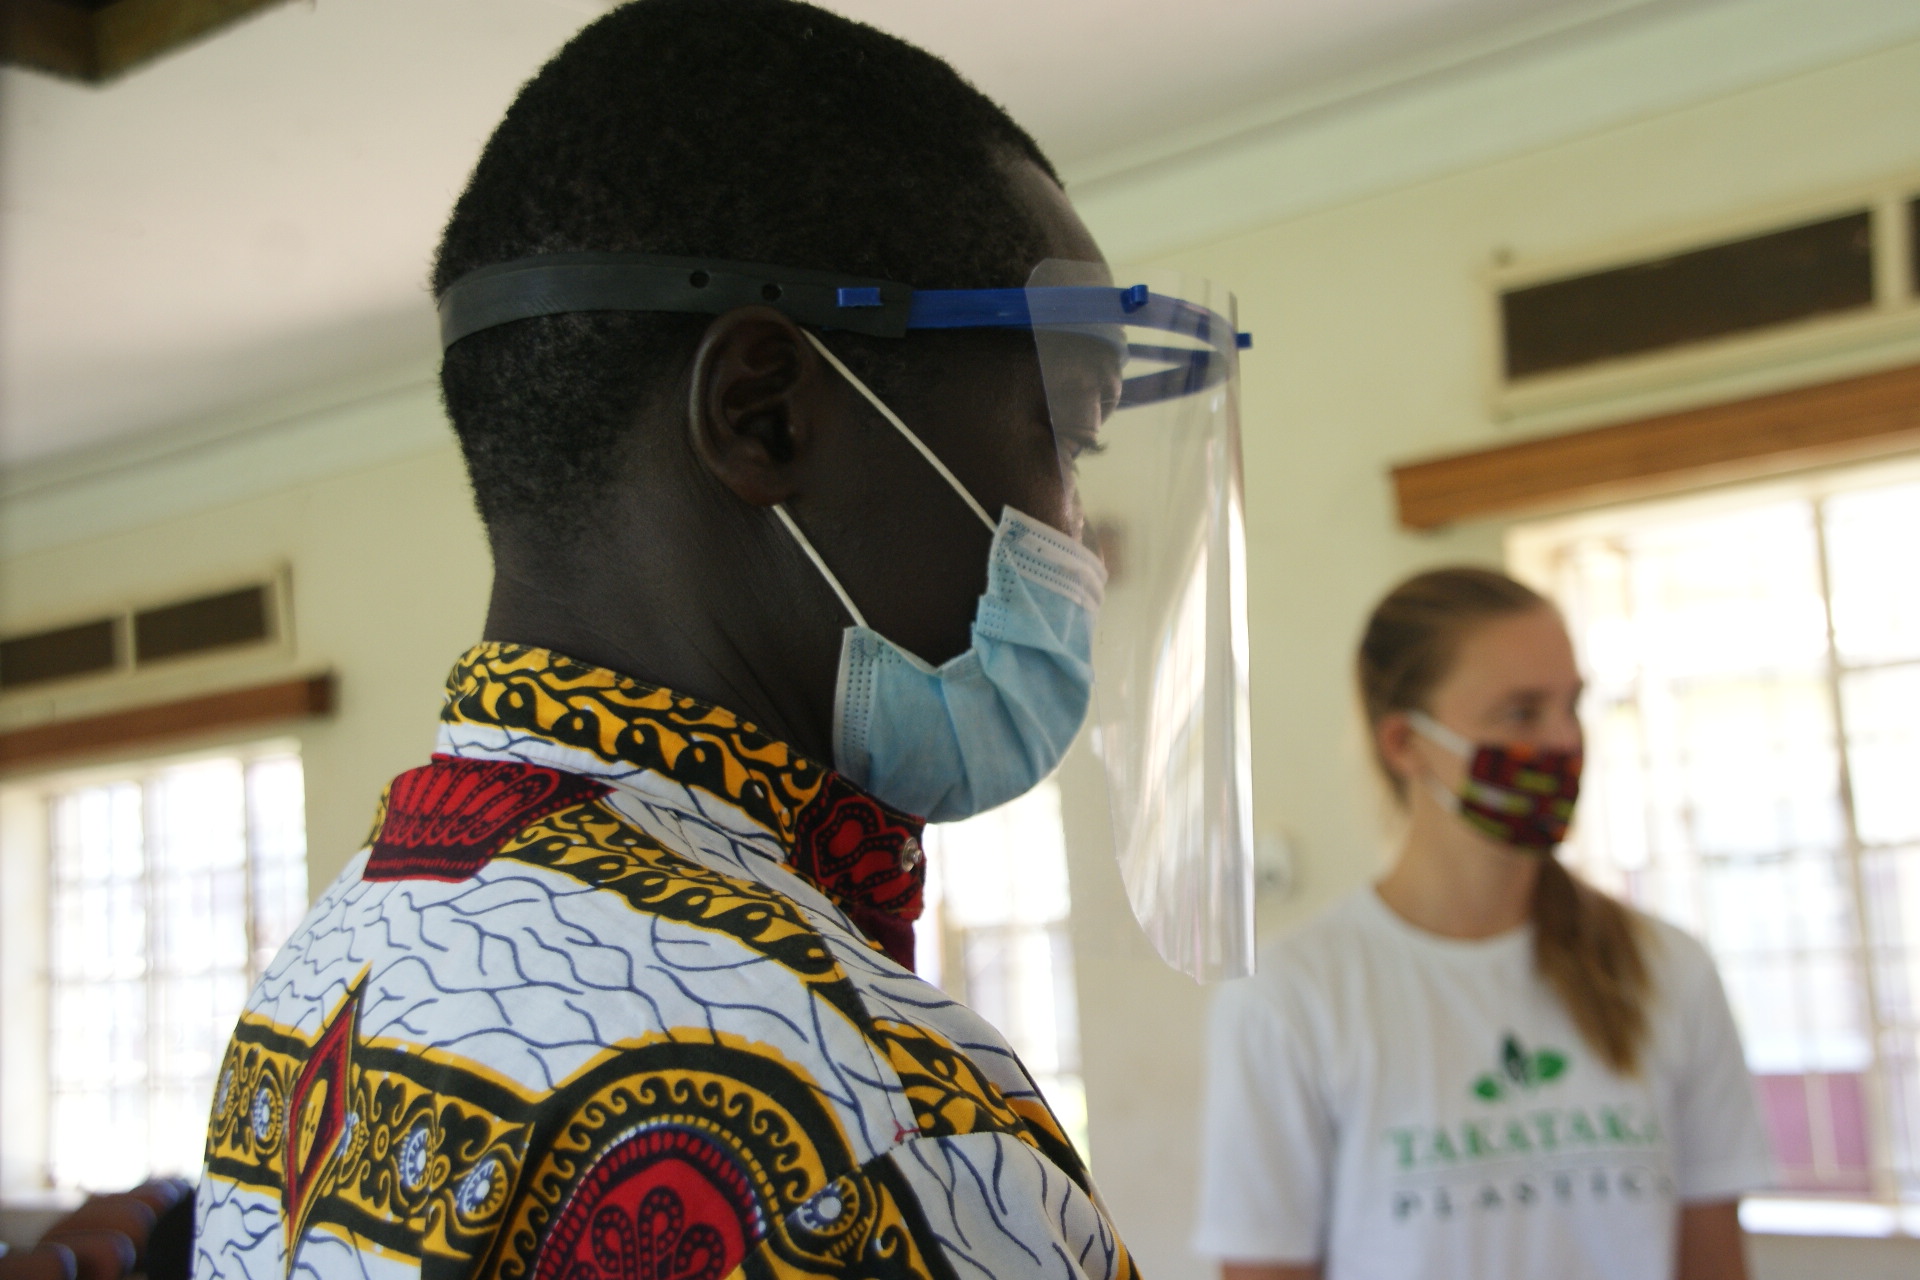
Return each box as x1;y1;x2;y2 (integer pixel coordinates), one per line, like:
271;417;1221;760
1192;887;1772;1280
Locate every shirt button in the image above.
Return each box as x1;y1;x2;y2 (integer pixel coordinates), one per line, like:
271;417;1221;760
898;837;923;872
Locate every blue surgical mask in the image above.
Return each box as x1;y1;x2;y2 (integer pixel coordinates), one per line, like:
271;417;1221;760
771;332;1106;821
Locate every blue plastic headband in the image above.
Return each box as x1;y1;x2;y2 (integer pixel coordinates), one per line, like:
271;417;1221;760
437;253;1249;408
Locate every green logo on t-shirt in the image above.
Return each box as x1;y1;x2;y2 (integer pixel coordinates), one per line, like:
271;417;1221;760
1385;1034;1658;1173
1472;1033;1568;1102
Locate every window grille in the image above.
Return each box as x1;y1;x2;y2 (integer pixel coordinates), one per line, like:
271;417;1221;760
1521;467;1920;1203
43;750;307;1191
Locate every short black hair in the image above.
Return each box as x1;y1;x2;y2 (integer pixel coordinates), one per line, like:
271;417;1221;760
434;0;1059;544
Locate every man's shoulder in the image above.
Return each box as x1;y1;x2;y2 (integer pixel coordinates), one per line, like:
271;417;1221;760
495;786;850;972
348;753;837;968
208;760;1109;1280
248;760;862;1088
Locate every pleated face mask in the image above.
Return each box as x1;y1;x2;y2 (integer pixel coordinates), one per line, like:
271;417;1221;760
769;333;1106;823
1410;711;1583;853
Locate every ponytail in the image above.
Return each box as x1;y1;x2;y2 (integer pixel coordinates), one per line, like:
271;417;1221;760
1531;857;1650;1074
1358;567;1652;1075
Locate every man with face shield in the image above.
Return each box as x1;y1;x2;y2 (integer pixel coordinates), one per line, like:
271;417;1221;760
190;4;1253;1280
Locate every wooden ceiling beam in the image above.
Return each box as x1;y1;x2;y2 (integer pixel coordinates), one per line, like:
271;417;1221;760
1;0;289;83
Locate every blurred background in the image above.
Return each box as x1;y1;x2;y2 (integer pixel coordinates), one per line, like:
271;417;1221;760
1;1;1917;1276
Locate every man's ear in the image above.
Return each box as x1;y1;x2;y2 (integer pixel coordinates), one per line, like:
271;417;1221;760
686;307;829;507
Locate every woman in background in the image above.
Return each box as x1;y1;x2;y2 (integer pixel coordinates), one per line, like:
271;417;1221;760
1192;567;1771;1280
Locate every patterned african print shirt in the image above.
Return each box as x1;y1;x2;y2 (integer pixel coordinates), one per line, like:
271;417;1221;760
192;644;1134;1280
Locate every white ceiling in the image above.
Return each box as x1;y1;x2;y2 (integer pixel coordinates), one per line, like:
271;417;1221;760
0;0;1686;467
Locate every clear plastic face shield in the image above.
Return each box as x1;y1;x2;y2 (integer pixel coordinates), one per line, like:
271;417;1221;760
435;250;1255;982
1026;261;1255;983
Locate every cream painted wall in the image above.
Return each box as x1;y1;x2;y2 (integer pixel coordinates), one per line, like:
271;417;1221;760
1062;35;1920;1280
0;443;488;889
1;24;1917;1280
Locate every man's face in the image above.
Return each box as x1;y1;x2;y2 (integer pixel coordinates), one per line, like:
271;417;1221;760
813;158;1109;668
893;157;1112;535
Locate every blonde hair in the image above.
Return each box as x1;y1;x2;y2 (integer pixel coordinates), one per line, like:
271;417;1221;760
1357;566;1652;1075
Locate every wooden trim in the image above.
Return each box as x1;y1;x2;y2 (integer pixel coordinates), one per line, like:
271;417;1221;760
0;0;90;78
2;0;287;83
1393;362;1920;530
0;674;333;772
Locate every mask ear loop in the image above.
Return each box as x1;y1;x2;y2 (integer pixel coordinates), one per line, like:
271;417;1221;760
771;505;869;629
800;330;998;534
690;338;875;628
1407;710;1473;757
1406;710;1471;815
765;329;1003;630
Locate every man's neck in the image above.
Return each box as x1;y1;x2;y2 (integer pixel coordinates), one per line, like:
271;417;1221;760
481;541;843;765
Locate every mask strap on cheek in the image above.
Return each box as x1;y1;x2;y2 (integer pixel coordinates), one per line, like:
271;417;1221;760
1423;774;1463;815
800;330;998;534
1407;710;1473;812
1407;710;1473;758
771;504;870;629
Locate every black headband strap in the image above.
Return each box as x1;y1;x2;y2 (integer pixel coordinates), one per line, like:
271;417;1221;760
438;252;915;348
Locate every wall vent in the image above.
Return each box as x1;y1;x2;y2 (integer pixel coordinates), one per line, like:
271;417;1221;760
0;619;119;690
1911;197;1919;296
1501;211;1876;380
0;580;280;692
134;586;270;663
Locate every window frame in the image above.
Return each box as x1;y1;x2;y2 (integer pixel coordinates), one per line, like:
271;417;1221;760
1509;452;1920;1221
915;778;1091;1158
0;736;306;1202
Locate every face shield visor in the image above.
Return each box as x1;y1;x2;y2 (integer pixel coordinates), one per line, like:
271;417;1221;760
1026;261;1254;984
437;251;1255;982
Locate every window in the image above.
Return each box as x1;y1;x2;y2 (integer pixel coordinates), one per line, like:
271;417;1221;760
1;745;307;1196
1512;460;1920;1207
915;779;1088;1156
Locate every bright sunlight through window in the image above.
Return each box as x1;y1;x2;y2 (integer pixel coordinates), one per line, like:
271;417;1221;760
34;747;307;1192
1512;460;1920;1209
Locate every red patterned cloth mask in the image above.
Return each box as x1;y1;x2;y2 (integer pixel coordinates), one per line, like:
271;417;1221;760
1409;711;1581;853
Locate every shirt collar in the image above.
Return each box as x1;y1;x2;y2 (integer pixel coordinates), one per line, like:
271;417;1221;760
439;642;926;966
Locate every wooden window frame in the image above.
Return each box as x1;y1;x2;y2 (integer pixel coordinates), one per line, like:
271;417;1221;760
0;673;333;772
1393;362;1920;530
